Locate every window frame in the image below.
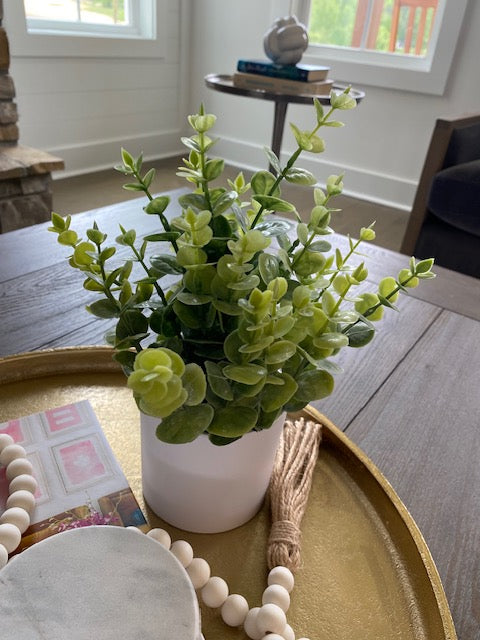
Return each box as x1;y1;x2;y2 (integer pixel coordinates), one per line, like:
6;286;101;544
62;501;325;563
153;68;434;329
270;0;468;95
4;0;165;59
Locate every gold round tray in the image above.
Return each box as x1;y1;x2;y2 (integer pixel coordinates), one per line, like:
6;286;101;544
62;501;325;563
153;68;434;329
0;347;456;639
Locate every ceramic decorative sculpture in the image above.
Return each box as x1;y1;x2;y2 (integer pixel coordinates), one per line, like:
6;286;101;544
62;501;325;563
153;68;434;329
263;15;309;65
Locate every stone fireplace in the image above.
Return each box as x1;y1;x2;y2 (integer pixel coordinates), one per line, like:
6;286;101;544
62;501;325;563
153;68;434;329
0;1;64;233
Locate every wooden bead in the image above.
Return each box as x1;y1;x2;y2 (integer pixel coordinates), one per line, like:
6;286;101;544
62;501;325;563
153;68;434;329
283;624;295;640
267;566;294;593
186;557;210;589
6;489;36;513
0;543;8;568
244;606;263;640
0;443;26;466
170;540;194;567
146;528;171;549
0;433;14;451
221;594;249;627
256;603;287;635
0;523;21;553
201;576;229;608
0;507;30;533
6;457;33;482
262;584;290;612
9;473;38;494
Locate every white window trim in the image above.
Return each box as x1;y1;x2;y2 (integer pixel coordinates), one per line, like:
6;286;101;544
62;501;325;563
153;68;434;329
270;0;468;95
4;0;166;59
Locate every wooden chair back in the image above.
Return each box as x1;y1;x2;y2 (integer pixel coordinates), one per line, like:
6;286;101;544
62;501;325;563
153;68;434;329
400;113;480;255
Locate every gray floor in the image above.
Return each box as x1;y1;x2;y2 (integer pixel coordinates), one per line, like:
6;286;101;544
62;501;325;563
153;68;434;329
52;156;409;252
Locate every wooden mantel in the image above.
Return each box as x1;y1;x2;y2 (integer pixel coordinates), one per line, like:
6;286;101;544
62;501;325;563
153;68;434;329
0;1;64;232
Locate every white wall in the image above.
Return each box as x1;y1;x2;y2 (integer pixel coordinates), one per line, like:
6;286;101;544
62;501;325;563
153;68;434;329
5;0;480;209
5;1;191;178
189;0;480;210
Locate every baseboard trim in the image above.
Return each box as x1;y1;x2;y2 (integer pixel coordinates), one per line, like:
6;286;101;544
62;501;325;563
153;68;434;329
50;130;185;180
213;136;415;212
50;132;416;212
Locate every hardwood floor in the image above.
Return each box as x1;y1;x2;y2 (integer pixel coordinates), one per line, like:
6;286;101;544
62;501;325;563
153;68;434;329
52;156;409;252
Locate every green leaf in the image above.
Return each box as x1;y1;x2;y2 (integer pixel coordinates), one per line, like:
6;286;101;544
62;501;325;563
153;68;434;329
51;212;66;230
415;258;435;274
263;147;281;173
156;404;214;443
223;330;244;364
223;363;267;385
290;123;312;150
255;219;294;238
176;291;212;305
227;275;260;291
294;369;334;402
308;240;331;252
265;340;297;365
143;232;180;243
251;170;278;196
142;168;156;189
313;98;324;123
150;254;184;276
177;193;207;210
121;148;135;168
181;136;201;152
204;158;224;181
122;183;145;192
322;290;336;315
344;322;375;348
212;190;237;215
86;299;120;319
253;195;295;213
313;332;349;349
144;196;170;215
116;309;148;339
261;372;298;412
258;253;280;284
113;350;136;375
207;406;258;438
182;363;207;406
205;361;234;401
284;167;317;185
208;434;241;446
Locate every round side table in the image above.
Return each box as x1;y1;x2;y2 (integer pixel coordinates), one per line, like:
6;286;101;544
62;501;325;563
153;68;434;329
205;73;365;171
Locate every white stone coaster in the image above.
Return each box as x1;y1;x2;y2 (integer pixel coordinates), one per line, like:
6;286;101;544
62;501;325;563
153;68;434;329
0;525;201;640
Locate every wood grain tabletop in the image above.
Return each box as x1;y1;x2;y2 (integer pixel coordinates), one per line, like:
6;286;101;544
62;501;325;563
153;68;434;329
0;189;479;638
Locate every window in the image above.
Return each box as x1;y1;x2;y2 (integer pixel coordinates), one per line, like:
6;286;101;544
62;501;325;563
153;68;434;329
308;0;438;57
273;0;468;94
23;0;155;40
4;0;165;58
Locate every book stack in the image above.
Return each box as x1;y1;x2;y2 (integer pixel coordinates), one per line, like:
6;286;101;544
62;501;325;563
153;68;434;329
234;59;333;96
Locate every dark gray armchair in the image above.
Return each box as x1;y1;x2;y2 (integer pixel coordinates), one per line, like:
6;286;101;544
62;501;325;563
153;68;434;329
400;114;480;278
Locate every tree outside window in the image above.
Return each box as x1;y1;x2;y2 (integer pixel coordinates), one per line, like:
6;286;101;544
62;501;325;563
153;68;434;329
307;0;438;57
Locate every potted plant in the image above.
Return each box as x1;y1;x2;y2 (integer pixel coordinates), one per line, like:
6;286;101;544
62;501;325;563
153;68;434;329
49;88;435;532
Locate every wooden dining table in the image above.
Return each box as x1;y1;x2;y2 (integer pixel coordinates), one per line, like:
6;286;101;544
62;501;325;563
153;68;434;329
0;188;479;639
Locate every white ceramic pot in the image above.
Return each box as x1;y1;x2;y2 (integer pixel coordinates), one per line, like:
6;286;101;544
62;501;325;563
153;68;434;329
140;411;286;533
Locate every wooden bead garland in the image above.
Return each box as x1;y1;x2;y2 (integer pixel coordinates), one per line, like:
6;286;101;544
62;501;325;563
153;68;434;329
0;434;37;568
145;527;311;640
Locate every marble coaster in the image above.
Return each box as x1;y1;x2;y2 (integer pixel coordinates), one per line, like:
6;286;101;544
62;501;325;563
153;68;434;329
0;526;201;639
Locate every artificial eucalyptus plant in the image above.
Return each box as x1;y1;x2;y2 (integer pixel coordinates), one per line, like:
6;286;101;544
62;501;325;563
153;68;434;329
49;88;435;445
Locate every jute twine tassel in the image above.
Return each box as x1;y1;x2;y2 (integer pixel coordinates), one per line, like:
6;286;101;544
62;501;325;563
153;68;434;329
267;417;322;573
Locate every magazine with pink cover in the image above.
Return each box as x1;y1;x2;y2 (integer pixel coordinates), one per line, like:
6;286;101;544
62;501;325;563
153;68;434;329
0;400;147;554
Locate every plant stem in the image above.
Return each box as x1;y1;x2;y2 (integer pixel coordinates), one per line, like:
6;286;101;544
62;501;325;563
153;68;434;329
129;243;167;305
250;106;335;230
133;168;179;253
198;131;213;212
